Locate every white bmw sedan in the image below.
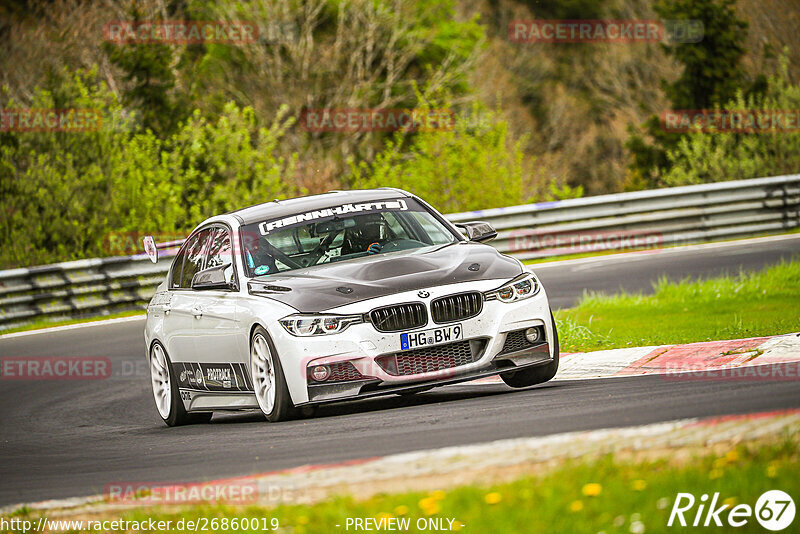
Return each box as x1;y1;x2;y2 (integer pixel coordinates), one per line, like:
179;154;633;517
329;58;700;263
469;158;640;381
145;189;558;426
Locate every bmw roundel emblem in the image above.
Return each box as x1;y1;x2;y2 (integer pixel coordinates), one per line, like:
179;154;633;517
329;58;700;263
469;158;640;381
418;290;430;298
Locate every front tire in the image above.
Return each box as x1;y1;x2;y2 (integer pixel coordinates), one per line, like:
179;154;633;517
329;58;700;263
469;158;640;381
501;311;560;388
149;342;212;426
250;326;296;422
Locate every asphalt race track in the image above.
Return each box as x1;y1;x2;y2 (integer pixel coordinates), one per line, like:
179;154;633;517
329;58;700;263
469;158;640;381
1;235;799;506
536;234;800;308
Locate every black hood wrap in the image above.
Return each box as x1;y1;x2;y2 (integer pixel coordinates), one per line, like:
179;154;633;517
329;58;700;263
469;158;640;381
248;242;522;312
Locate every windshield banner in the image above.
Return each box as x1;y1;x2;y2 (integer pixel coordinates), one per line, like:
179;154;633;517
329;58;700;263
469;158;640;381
258;199;409;235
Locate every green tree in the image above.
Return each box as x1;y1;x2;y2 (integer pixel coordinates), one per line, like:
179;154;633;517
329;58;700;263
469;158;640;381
657;0;747;110
626;0;749;189
103;3;190;137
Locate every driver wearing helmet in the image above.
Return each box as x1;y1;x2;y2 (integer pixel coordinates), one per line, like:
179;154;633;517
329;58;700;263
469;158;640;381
342;213;387;256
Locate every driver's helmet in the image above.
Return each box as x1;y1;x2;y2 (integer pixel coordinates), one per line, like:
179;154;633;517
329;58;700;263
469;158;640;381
345;213;386;252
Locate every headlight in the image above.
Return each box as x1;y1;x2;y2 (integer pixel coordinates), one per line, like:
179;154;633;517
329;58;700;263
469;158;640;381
484;273;539;303
279;314;363;336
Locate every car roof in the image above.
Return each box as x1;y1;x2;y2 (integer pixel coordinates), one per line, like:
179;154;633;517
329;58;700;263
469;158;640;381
227;188;412;225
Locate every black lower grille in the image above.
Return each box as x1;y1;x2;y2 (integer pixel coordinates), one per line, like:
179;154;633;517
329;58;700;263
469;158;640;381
431;292;483;323
375;339;486;376
369;303;427;332
309;361;363;383
499;328;543;355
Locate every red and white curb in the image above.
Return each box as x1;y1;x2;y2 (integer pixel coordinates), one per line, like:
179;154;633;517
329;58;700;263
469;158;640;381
469;332;800;384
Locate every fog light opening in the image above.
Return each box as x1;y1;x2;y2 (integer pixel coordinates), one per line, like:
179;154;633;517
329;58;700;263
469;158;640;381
311;365;331;382
524;327;540;344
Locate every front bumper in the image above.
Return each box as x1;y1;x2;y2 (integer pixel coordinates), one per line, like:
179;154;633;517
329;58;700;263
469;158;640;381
300;341;553;405
265;278;554;405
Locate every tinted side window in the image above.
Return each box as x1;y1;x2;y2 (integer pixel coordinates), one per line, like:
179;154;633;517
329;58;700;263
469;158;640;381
179;229;212;288
206;228;232;268
170;248;186;288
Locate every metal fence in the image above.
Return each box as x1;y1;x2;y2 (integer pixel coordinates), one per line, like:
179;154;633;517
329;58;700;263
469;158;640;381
1;174;798;330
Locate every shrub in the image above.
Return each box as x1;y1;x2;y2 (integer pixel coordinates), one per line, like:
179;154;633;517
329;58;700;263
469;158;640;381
663;57;800;185
0;69;296;268
348;104;530;213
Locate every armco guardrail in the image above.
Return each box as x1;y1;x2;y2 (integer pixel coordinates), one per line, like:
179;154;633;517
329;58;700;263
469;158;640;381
448;174;799;261
0;174;798;330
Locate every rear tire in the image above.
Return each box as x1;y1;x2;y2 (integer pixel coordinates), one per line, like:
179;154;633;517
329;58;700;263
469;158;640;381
501;311;560;388
250;326;296;422
149;342;211;426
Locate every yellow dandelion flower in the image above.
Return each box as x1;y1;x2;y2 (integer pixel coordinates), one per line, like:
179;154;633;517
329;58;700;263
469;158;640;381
424;504;441;515
712;458;727;469
632;479;647;491
375;513;394;521
394;505;409;516
451;522;463;531
296;516;309;525
582;483;602;497
709;469;723;480
570;500;584;512
725;450;739;462
722;497;738;507
419;497;440;516
484;492;502;505
430;490;447;501
766;461;779;478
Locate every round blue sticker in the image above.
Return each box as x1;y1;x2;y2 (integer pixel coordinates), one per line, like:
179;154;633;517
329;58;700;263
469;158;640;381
254;265;270;275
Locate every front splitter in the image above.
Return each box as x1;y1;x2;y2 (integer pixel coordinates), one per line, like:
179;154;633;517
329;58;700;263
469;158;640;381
301;342;553;406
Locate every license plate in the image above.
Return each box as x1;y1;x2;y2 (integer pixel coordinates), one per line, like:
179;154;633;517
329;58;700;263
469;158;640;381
400;324;463;350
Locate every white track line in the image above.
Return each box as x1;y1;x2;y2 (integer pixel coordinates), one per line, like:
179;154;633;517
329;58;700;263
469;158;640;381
531;233;800;270
0;315;146;340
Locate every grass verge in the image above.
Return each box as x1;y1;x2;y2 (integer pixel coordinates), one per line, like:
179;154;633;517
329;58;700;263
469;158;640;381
556;259;800;353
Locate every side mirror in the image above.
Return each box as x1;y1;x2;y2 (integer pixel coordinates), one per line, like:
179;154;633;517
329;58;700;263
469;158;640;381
192;263;236;291
455;221;497;243
143;235;158;263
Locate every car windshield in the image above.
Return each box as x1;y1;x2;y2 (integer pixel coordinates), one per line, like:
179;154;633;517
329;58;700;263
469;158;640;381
239;197;458;276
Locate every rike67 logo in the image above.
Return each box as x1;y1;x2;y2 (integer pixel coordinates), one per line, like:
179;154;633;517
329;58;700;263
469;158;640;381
668;490;795;531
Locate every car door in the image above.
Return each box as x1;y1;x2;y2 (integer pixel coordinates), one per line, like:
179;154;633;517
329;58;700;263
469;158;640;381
162;228;212;365
190;226;250;393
